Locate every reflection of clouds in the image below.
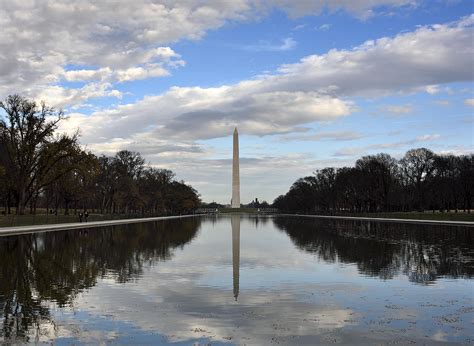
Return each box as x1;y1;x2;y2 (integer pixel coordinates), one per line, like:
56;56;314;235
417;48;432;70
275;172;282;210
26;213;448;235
136;217;356;290
72;279;354;344
432;331;448;342
18;318;60;343
162;217;307;270
60;216;357;344
4;216;473;344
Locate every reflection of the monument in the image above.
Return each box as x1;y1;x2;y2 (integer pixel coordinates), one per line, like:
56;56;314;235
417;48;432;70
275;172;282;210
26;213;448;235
231;215;240;300
230;214;275;300
274;217;474;283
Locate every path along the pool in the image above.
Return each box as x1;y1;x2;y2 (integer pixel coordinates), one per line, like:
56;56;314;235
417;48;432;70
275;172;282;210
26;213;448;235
0;214;472;237
0;215;201;237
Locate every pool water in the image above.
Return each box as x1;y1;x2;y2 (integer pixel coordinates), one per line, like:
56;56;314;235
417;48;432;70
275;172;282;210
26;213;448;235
0;215;472;344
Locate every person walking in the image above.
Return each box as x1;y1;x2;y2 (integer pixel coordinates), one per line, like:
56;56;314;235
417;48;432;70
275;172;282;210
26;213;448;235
79;212;83;223
84;210;89;222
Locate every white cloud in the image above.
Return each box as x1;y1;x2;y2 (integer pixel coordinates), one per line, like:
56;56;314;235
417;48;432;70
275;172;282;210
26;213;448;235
61;47;184;84
278;37;297;51
464;98;474;107
425;85;440;94
243;37;297;52
382;105;413;114
318;24;332;31
333;147;366;157
36;83;123;109
115;65;170;82
61;89;352;143
0;0;417;106
275;16;474;97
416;134;440;141
149;153;355;204
63;68;112;82
60;15;474;144
333;133;442;157
86;133;204;157
281;131;364;142
0;1;249;105
293;24;307;30
438;146;474;156
434;99;450;106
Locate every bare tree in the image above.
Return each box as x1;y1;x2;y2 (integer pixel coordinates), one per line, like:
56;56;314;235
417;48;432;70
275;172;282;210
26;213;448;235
399;148;435;211
0;95;85;214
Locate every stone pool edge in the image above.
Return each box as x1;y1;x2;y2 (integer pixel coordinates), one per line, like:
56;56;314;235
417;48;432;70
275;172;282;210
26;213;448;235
279;214;474;227
0;214;204;237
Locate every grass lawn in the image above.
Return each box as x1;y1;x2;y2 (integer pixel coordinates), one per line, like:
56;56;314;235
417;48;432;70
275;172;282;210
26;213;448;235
218;208;260;213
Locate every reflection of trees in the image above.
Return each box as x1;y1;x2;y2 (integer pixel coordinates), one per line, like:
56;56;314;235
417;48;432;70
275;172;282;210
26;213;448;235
235;214;271;228
0;218;201;342
274;217;473;283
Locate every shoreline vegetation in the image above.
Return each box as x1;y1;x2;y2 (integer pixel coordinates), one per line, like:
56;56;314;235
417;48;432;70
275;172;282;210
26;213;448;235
272;150;473;217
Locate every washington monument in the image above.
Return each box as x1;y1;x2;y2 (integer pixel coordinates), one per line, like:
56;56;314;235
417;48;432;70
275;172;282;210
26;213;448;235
231;127;240;208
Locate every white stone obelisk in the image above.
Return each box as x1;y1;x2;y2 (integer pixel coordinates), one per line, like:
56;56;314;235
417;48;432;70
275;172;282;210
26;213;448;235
231;127;240;208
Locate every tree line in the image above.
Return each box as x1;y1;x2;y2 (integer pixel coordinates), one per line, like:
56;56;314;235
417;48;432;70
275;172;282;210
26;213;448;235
273;150;473;214
0;95;200;215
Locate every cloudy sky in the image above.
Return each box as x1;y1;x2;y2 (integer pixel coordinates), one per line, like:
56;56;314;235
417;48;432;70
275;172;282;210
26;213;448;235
1;0;473;203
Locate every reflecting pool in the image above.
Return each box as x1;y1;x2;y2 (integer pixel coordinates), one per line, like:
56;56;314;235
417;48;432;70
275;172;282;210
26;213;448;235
0;215;473;344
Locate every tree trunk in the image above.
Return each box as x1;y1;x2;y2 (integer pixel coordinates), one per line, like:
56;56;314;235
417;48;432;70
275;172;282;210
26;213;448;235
17;189;26;215
7;191;11;214
64;199;70;215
